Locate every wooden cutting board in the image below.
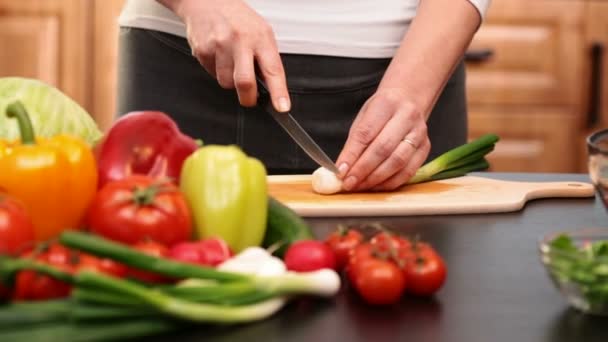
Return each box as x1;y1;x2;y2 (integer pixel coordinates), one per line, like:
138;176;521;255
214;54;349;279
266;175;596;217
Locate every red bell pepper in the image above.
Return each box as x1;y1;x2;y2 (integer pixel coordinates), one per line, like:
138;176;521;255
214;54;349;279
94;111;200;188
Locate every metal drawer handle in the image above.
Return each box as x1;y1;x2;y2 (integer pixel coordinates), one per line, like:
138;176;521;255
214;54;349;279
464;48;494;63
587;42;604;128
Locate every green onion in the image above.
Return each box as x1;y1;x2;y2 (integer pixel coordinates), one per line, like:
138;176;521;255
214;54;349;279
75;271;287;324
0;318;185;342
408;133;499;184
59;232;248;282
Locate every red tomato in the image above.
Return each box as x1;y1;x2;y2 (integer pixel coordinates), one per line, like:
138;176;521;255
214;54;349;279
127;240;172;283
12;243;74;301
370;231;411;253
325;227;363;270
346;243;374;283
76;253;129;278
0;194;36;256
169;238;233;267
403;244;447;296
284;240;337;272
13;270;72;301
350;255;406;305
87;175;192;247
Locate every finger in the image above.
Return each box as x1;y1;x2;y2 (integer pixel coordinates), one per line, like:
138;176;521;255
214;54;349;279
341;108;414;191
233;48;257;107
354;123;427;190
371;137;431;191
353;138;416;191
215;45;235;89
189;34;217;78
334;99;392;182
255;43;290;112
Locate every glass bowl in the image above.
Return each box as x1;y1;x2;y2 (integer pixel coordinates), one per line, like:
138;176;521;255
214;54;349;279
587;129;608;209
539;228;608;315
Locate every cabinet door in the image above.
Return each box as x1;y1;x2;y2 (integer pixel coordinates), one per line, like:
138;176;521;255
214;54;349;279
579;1;608;172
468;107;579;173
466;0;585;107
0;0;92;110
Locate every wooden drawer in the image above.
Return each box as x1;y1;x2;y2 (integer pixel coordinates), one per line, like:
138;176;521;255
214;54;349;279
468;106;580;173
465;0;585;107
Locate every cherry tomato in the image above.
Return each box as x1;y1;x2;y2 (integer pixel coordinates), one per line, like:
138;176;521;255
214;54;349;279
13;270;72;301
87;175;192;247
12;243;74;301
346;243;375;283
127;240;173;283
169;238;233;267
284;240;337;272
76;253;129;278
325;227;363;270
350;255;406;305
0;194;36;256
403;243;447;296
370;231;411;253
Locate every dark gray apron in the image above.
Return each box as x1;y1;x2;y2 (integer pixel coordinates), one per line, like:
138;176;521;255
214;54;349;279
117;27;468;175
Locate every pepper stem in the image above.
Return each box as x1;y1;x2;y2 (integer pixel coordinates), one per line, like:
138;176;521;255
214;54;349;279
6;101;36;145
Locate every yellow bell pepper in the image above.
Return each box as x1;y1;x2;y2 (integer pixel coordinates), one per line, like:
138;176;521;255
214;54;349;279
180;145;268;253
0;101;98;241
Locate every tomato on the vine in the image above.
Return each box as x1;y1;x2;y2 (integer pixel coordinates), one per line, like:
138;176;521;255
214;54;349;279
325;226;363;270
348;243;406;305
87;175;192;247
403;243;447;296
370;231;411;253
0;194;35;256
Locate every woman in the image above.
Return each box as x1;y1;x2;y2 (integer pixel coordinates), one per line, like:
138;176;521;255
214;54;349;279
116;0;490;192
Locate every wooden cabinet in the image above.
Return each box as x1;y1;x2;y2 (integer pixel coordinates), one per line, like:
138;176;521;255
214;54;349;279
0;0;92;112
579;1;608;173
0;0;123;131
465;0;588;173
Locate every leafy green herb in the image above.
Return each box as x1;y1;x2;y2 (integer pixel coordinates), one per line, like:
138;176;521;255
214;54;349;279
546;234;608;312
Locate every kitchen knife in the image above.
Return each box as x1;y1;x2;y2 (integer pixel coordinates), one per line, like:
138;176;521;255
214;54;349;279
255;77;340;174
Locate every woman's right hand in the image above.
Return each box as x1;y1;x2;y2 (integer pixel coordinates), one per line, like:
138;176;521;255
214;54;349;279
159;0;291;112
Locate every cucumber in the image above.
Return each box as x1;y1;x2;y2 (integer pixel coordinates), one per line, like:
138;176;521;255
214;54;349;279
262;196;314;257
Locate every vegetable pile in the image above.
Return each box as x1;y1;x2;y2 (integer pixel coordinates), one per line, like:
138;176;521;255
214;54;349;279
0;77;496;341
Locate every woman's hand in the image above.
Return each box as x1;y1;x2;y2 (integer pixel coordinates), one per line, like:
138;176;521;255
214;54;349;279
334;0;483;192
335;89;431;192
158;0;291;112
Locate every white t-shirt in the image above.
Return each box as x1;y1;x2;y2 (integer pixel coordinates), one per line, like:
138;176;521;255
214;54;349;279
118;0;491;58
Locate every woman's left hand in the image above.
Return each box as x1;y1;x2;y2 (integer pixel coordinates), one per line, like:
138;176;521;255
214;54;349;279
335;88;431;192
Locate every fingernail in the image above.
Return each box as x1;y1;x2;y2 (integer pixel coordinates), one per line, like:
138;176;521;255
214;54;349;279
338;163;349;178
277;97;290;112
343;176;358;191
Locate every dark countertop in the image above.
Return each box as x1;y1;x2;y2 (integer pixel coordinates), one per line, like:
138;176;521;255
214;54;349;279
167;172;608;342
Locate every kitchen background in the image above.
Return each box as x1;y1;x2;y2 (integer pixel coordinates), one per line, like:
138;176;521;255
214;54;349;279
1;0;606;174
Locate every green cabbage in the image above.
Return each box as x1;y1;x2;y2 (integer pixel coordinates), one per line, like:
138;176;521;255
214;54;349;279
0;77;102;146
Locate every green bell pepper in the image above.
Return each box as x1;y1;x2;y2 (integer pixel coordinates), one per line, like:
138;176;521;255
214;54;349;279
179;145;268;253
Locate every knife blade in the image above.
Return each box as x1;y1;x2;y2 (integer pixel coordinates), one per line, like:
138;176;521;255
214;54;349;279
255;77;340;174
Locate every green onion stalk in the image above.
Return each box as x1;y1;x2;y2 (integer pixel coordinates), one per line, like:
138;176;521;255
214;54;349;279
408;133;499;184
